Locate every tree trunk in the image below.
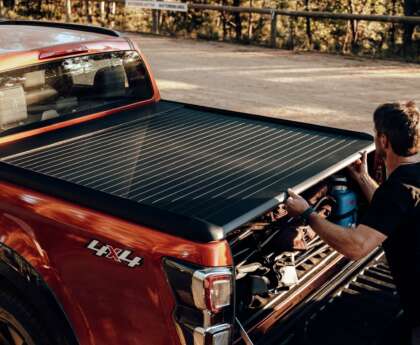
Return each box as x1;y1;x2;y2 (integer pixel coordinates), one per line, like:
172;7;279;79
100;1;105;21
304;0;312;48
247;0;253;41
390;0;397;50
65;0;72;22
233;0;242;41
222;0;227;40
109;2;116;28
86;0;93;23
403;0;419;53
344;0;358;53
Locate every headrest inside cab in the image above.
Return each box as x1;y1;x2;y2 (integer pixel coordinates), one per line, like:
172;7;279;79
0;86;27;128
24;70;46;90
93;65;126;99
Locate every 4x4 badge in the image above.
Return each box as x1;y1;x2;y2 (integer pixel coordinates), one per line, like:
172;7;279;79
86;240;143;268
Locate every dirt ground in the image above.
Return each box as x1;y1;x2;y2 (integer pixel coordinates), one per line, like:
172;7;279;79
127;33;420;134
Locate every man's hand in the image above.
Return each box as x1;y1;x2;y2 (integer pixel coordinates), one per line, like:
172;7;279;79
347;151;379;203
286;189;310;217
348;151;369;183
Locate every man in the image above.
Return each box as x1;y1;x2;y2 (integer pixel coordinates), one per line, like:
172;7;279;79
286;101;420;344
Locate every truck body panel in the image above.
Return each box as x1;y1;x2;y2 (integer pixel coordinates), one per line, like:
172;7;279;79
0;181;232;345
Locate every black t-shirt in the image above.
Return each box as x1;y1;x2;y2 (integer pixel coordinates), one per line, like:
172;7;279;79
362;162;420;326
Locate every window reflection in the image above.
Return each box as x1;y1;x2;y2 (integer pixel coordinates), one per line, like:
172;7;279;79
0;51;154;134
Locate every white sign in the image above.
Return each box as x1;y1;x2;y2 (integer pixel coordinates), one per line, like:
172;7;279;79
126;0;188;12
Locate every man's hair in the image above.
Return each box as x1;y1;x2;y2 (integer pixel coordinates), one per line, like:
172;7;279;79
373;101;419;156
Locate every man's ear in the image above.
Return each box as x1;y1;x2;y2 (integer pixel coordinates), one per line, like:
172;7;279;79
379;133;389;149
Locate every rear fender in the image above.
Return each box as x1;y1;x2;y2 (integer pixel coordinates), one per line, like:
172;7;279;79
0;216;80;345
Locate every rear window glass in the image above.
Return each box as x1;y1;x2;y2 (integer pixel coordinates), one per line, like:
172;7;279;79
0;51;154;135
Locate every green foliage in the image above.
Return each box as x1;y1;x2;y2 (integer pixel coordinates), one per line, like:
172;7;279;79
1;0;418;61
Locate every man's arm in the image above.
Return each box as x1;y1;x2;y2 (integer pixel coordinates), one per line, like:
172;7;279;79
354;173;379;203
286;189;387;260
307;212;386;260
347;151;379;203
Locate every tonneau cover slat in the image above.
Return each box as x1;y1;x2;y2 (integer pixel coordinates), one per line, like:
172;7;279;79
0;101;374;242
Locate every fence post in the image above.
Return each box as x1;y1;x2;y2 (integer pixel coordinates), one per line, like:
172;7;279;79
65;0;72;22
270;10;277;48
100;1;105;20
152;10;158;33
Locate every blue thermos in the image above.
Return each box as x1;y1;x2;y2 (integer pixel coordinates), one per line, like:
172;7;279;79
330;176;357;228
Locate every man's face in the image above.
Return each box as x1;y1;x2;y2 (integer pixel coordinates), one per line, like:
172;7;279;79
374;128;387;160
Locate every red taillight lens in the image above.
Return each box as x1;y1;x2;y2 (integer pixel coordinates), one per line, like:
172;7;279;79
39;46;89;60
193;269;233;313
163;259;233;345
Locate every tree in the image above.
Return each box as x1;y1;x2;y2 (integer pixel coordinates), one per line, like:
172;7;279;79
403;0;420;51
233;0;242;40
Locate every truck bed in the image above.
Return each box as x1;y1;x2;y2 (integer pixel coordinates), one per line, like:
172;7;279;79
0;100;374;242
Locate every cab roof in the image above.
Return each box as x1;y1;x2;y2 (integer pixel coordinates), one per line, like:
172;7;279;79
0;20;121;54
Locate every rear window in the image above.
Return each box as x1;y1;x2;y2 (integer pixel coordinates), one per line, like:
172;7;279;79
0;51;154;135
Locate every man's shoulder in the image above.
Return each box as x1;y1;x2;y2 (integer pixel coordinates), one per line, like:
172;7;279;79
373;174;417;208
383;179;420;212
392;162;420;183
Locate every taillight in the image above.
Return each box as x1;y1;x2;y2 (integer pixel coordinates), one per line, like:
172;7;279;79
39;46;89;60
192;270;232;313
163;258;234;345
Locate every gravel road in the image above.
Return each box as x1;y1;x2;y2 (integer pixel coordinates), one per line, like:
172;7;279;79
127;33;420;134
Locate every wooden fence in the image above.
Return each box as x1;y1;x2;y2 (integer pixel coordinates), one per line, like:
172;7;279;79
187;4;420;48
67;1;420;48
2;1;420;50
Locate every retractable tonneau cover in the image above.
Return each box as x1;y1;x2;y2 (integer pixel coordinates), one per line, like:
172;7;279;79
0;101;374;242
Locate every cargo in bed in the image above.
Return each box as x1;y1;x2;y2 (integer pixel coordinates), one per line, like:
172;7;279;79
0;100;374;242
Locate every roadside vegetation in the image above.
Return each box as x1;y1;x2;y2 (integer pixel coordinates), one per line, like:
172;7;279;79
1;0;419;61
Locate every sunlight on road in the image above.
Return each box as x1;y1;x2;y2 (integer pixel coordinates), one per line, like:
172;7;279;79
130;33;420;133
156;79;199;91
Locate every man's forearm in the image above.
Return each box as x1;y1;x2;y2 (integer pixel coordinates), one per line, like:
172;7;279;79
357;173;379;203
308;213;365;260
285;187;386;260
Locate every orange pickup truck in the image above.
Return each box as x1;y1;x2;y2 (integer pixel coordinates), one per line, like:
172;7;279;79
0;20;384;345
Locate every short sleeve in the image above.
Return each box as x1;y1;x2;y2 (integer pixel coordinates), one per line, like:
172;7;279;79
361;183;410;237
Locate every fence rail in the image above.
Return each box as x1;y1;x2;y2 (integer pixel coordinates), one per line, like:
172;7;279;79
59;1;420;24
189;4;420;25
83;1;420;48
186;4;420;48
